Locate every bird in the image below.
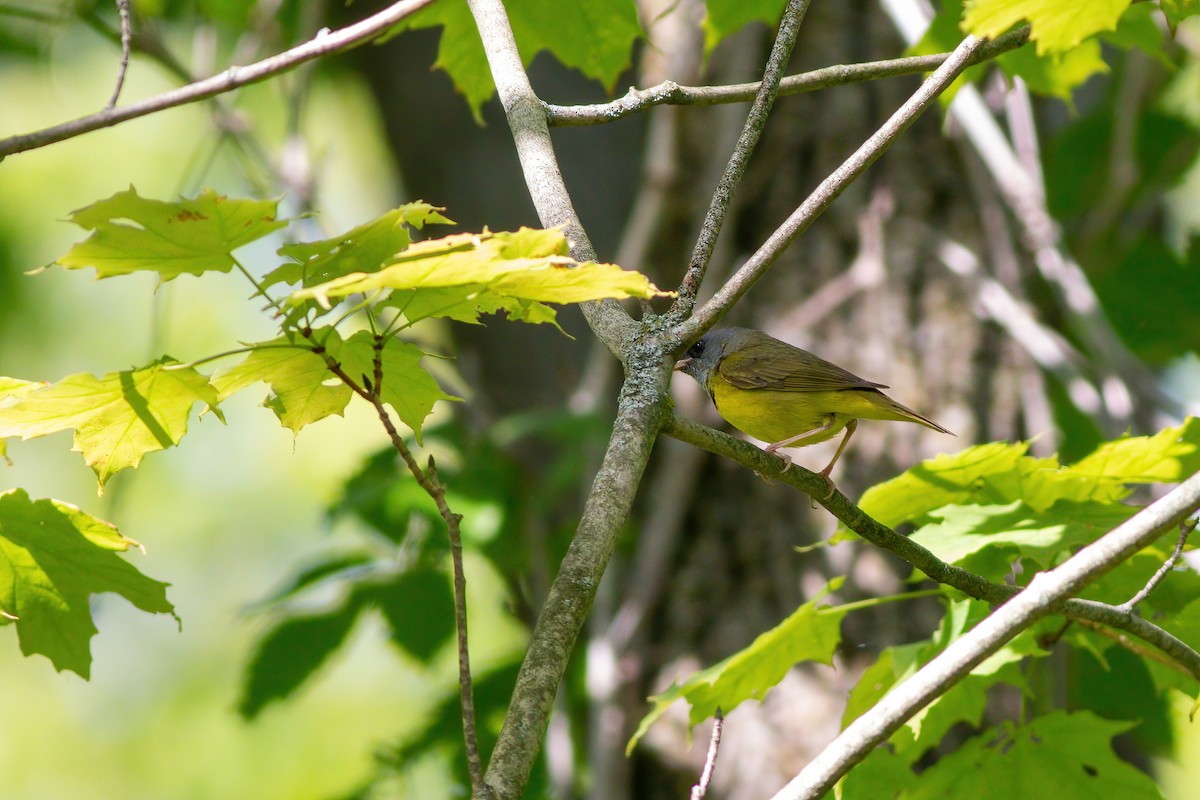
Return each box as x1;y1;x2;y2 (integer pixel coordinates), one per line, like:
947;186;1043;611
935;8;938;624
674;327;953;493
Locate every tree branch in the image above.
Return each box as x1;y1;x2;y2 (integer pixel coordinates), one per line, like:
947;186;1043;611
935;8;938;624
676;33;989;344
465;0;636;359
661;413;1200;681
545;27;1028;127
0;0;437;158
671;0;811;318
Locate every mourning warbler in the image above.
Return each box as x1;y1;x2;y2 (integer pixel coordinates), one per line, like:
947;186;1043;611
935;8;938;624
674;327;952;485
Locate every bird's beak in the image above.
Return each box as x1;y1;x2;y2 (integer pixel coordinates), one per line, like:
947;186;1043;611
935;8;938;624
673;357;692;372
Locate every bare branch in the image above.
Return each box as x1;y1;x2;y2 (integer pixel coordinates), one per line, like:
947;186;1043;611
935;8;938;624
671;0;811;317
661;413;1200;682
677;33;989;344
545;28;1029;127
106;0;133;109
690;708;724;800
0;0;437;158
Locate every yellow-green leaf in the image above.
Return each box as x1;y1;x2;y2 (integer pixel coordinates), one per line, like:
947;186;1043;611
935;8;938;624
288;228;672;311
1071;417;1200;483
0;378;47;465
962;0;1131;55
264;203;453;290
56;187;288;281
0;488;175;677
0;360;219;490
211;340;351;433
333;331;460;444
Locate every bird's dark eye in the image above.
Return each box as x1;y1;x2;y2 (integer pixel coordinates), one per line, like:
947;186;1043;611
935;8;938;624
687;340;706;358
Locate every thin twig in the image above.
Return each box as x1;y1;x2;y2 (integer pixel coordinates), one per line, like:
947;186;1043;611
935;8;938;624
690;708;724;800
106;0;132;109
671;0;811;318
1119;518;1198;613
0;0;437;158
429;453;484;792
677;33;990;344
1073;617;1194;677
545;28;1029;127
306;331;483;795
662;413;1200;682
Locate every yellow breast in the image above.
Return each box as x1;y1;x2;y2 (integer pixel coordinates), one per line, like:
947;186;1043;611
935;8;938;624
708;375;851;446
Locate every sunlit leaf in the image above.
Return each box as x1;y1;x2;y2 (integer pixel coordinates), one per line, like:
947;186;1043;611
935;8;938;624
0;378;47;465
289;228;671;311
910;500;1136;577
211;339;351;433
857;442;1124;529
334;331;460;444
962;0;1131;55
0;489;174;678
0;360;220;490
56;187;287;281
1072;417;1200;483
627;579;845;754
263;203;453;290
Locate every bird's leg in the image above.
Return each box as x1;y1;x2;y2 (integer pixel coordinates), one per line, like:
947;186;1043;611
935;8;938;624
813;419;857;498
766;416;838;454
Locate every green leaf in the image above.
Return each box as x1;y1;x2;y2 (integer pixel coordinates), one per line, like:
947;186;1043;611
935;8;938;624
333;331;460;444
839;747;917;800
0;488;175;678
843;600;1046;763
627;579;846;754
857;442;1121;529
264;203;453;290
1161;0;1200;28
255;551;376;607
1072;418;1200;483
962;0;1132;55
56;187;287;281
997;37;1108;100
906;711;1163;800
909;499;1136;578
0;360;220;490
359;568;455;662
703;0;788;53
1100;3;1169;64
394;0;641;120
239;597;364;719
289;228;672;311
211;339;351;433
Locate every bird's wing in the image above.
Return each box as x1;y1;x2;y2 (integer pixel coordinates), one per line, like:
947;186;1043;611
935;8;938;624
717;337;888;392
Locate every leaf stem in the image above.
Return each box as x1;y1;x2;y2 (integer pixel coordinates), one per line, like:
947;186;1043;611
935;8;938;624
161;343;310;371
